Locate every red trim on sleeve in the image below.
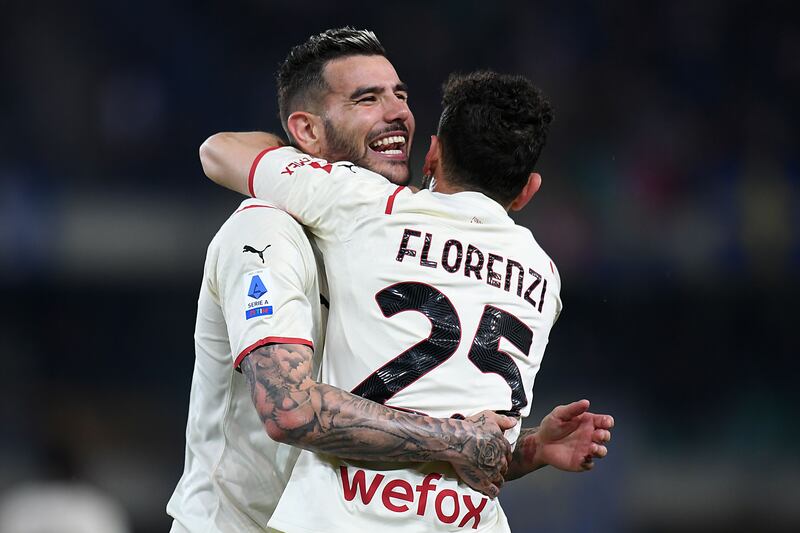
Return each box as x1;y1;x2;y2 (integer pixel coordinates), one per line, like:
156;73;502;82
234;204;278;214
234;336;314;368
248;146;284;198
385;185;406;214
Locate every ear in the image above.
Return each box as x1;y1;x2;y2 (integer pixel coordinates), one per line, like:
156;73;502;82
422;135;440;176
509;172;542;211
286;111;324;155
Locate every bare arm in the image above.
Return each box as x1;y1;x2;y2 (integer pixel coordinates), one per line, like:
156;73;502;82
505;427;546;481
199;131;285;196
240;343;516;498
505;400;614;481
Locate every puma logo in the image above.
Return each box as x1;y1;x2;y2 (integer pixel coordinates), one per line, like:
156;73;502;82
243;244;271;263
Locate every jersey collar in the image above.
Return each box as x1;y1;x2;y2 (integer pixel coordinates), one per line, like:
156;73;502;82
432;190;513;225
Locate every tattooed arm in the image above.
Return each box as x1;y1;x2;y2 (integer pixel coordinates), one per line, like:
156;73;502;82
240;343;516;498
505;400;615;481
504;427;545;481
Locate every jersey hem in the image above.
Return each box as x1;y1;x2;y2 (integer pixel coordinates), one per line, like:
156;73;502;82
234;336;314;368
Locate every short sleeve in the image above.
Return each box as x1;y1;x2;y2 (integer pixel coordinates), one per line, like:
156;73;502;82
248;146;401;241
209;201;319;368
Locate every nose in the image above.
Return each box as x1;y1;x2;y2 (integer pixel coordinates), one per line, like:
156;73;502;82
384;94;410;123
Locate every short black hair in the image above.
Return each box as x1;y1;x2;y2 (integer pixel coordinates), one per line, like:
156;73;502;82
277;27;386;139
437;71;554;206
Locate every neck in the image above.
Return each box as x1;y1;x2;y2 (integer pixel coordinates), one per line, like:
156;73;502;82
429;172;464;195
430;172;511;211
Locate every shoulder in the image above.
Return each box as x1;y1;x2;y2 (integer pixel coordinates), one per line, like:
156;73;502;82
207;200;318;284
212;199;310;254
509;223;562;283
262;147;397;192
227;198;300;228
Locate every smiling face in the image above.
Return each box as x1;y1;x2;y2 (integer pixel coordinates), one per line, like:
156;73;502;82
317;55;415;185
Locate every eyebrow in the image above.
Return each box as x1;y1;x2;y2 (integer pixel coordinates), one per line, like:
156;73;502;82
349;82;409;100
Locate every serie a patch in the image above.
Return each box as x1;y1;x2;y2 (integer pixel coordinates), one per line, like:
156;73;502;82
244;269;273;320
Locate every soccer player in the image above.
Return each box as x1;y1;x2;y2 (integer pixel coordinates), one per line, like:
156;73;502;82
201;40;611;533
173;27;613;532
166;33;524;533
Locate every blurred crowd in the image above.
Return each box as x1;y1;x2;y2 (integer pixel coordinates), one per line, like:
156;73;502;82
1;1;797;532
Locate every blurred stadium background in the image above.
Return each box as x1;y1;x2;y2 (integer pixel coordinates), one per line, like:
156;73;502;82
1;1;798;531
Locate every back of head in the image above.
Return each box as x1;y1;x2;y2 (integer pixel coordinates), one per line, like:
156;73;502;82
277;27;386;140
437;71;554;206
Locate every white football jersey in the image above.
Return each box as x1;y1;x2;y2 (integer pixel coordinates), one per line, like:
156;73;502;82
167;198;325;532
250;147;562;533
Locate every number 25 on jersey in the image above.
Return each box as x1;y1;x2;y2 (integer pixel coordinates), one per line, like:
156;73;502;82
352;282;532;415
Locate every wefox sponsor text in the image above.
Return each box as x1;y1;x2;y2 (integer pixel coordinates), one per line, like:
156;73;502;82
339;465;489;529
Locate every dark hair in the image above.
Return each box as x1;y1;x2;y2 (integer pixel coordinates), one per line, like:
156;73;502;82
437;71;554;206
277;27;386;139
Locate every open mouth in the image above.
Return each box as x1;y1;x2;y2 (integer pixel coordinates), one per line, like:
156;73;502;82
368;134;407;158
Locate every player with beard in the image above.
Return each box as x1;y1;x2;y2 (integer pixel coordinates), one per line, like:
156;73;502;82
200;28;614;533
171;28;613;532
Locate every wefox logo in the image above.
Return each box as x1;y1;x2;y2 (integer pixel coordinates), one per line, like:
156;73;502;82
339;466;489;529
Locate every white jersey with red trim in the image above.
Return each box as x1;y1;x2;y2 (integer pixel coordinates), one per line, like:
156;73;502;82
167;198;325;533
250;147;563;533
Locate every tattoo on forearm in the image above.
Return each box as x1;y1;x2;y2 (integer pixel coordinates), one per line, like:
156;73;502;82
239;344;486;466
505;426;540;481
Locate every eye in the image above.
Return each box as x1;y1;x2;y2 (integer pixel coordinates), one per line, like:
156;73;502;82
355;95;377;104
396;92;408;102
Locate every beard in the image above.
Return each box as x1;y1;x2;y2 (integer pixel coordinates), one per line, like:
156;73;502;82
322;118;412;186
322;118;365;164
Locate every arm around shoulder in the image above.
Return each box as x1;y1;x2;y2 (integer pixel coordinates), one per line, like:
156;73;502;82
199;131;286;196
